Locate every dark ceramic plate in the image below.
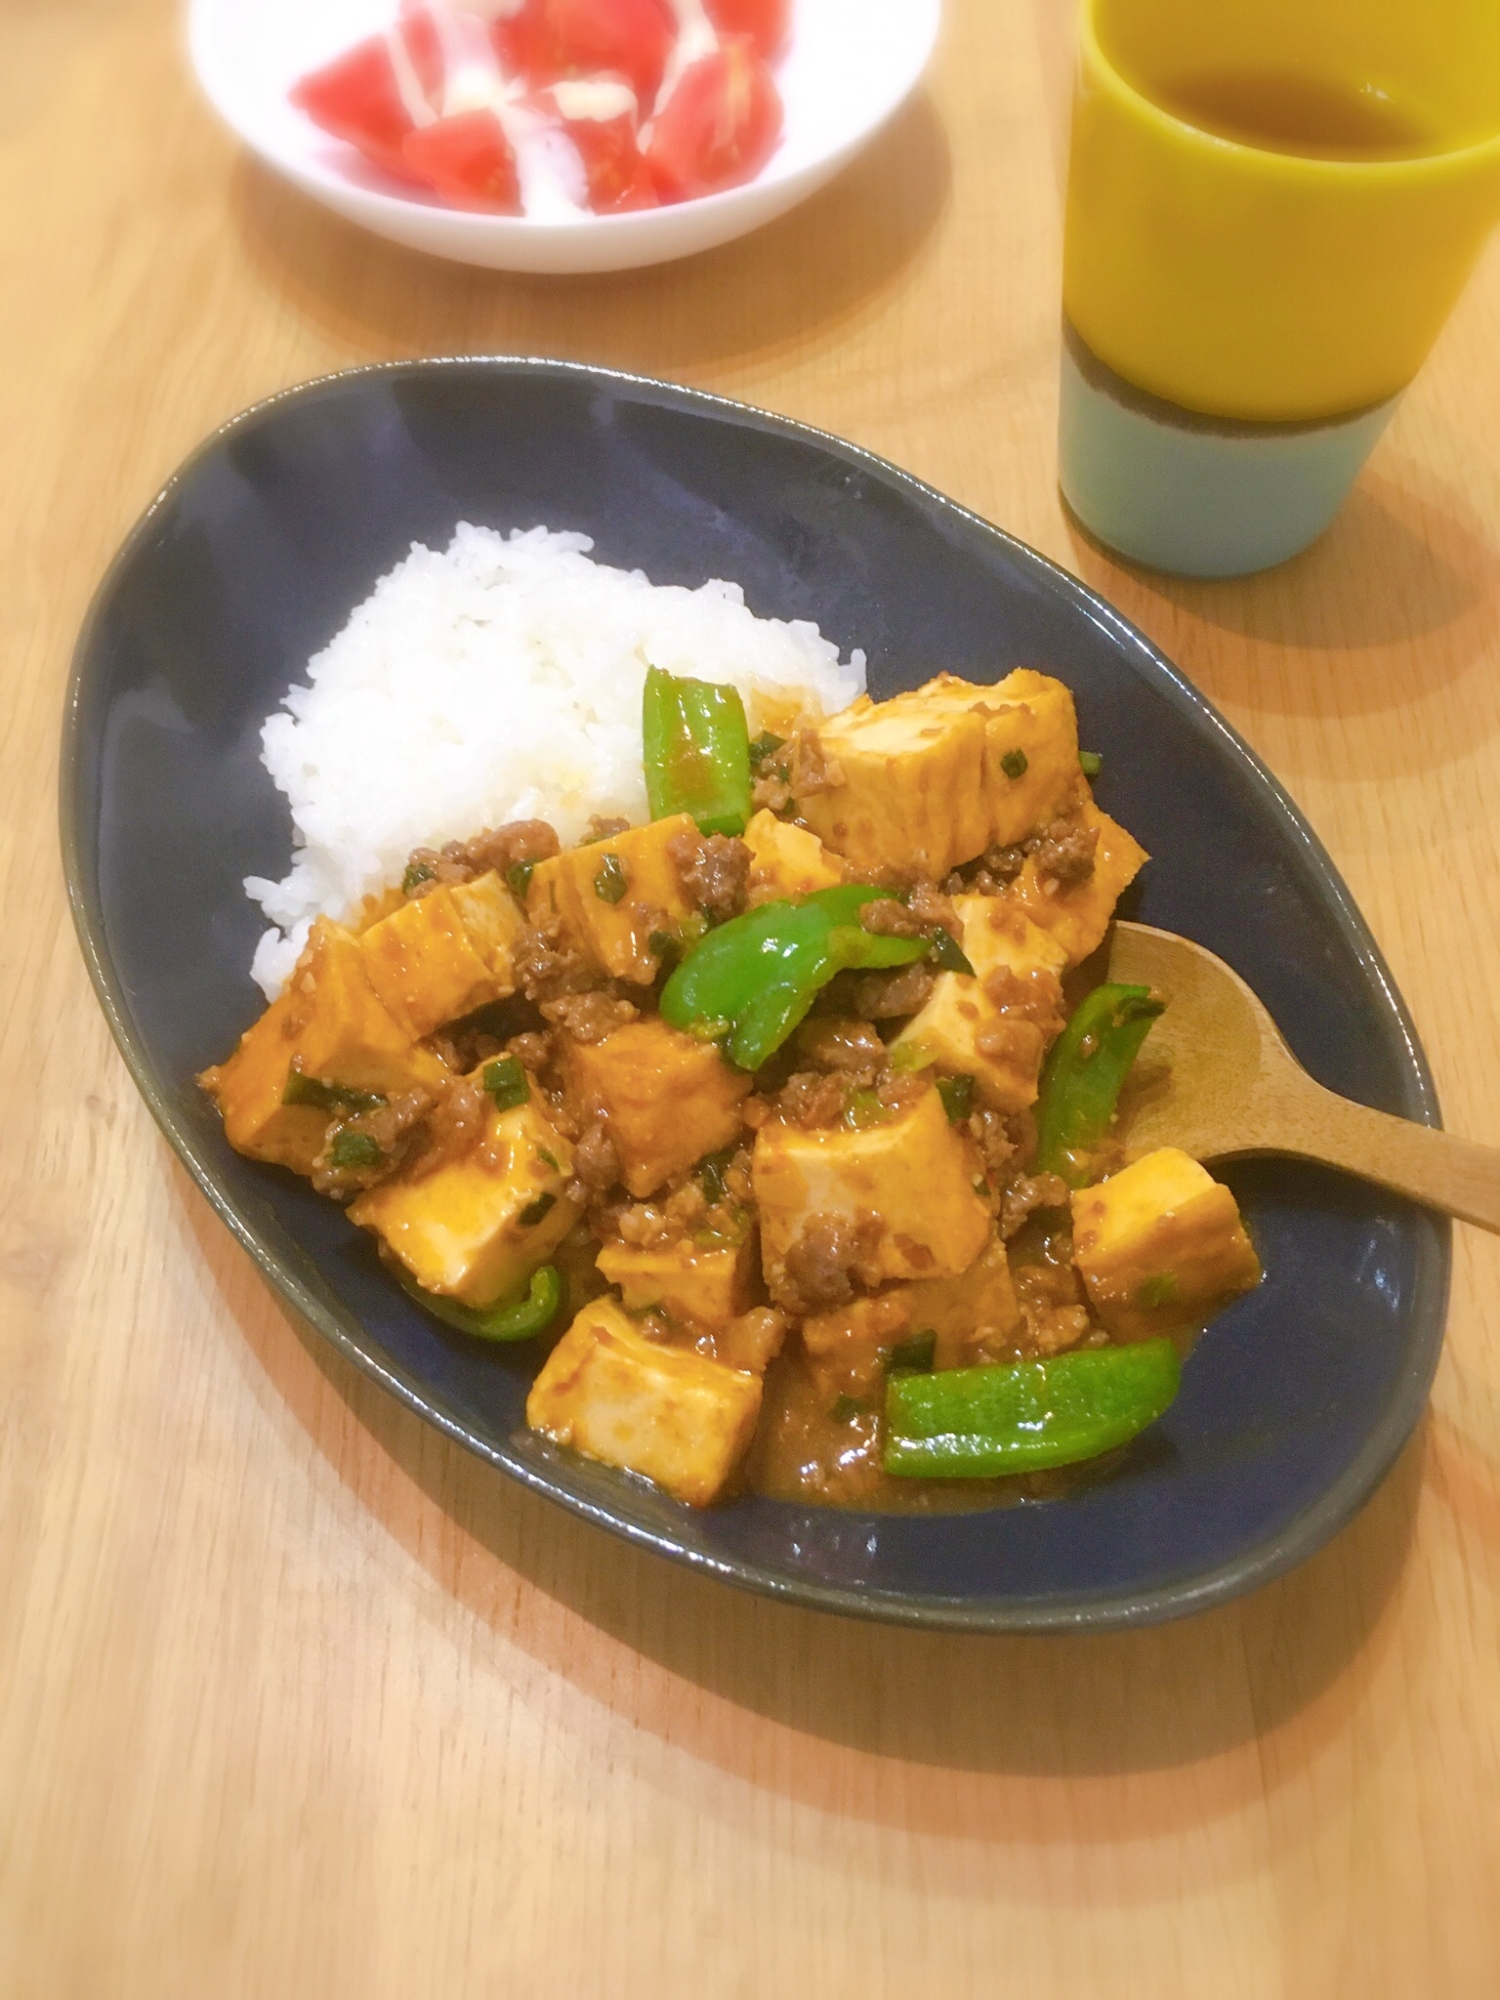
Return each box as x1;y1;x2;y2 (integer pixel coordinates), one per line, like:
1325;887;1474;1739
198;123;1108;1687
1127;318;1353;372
62;359;1449;1632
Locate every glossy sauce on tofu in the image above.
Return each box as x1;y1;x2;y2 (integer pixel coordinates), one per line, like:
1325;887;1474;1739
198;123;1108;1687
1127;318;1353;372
202;669;1261;1511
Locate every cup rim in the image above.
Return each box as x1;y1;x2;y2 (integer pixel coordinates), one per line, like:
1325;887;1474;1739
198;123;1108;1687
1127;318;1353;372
1079;0;1500;180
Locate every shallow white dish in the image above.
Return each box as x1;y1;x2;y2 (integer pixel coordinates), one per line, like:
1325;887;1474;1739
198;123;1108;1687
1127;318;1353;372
189;0;942;274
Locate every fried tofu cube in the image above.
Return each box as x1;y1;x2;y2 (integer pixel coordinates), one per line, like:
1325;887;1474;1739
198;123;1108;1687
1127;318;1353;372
1070;1147;1261;1342
527;814;699;984
527;1298;762;1506
359;872;525;1039
973;669;1083;849
199;919;448;1176
595;1234;756;1328
799;671;1082;877
1005;796;1149;965
890;896;1067;1111
753;1087;991;1301
564;1018;751;1198
742;808;845;906
349;1095;576;1307
800;1231;1023;1397
797;687;992;878
901;1230;1024;1369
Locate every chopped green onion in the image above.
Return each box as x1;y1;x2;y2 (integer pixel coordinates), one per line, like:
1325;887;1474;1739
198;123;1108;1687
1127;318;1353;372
1001;748;1029;780
1138;1272;1179;1308
594;854;629;904
888;1330;937;1372
748;730;786;771
282;1068;386;1115
698;1148;735;1205
1079;750;1103;778
329;1130;383;1171
402;861;436;895
936;1074;975;1124
506;860;535;898
482;1055;530;1112
519;1192;557;1227
929;927;976;976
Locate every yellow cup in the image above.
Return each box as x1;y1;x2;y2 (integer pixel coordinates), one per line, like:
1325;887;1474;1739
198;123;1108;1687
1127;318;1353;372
1065;0;1500;423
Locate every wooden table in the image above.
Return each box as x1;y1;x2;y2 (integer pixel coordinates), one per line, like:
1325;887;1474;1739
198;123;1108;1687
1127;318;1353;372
6;3;1500;1992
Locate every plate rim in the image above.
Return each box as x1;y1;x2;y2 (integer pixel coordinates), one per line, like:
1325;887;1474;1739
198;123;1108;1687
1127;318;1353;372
59;355;1451;1633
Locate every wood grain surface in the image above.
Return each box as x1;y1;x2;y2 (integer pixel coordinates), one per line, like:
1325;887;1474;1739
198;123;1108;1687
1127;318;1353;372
5;2;1500;1993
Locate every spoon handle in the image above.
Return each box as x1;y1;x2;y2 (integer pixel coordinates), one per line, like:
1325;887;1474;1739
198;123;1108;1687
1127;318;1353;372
1263;1071;1500;1234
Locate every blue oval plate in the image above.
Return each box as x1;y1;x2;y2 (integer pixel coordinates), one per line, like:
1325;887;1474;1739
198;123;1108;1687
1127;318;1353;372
62;359;1449;1631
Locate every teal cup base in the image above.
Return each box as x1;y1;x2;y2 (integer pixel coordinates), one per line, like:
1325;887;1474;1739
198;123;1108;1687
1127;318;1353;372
1058;326;1400;579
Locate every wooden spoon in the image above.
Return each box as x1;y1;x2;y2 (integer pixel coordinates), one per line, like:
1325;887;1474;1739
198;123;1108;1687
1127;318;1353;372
1106;920;1500;1232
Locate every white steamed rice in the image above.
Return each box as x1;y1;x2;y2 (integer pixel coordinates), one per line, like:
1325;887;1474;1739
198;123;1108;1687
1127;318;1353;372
245;524;866;998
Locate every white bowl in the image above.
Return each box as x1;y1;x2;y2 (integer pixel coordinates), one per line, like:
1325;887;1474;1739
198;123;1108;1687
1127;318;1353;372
189;0;942;274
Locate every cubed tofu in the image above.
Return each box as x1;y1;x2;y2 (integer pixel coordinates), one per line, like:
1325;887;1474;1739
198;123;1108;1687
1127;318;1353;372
800;1231;1023;1396
742;808;845;906
595;1233;756;1328
798;671;1082;877
889;896;1067;1111
359;873;524;1040
1070;1147;1261;1342
753;1087;991;1301
527;1298;762;1506
801;1292;916;1399
1004;796;1149;966
349;1094;576;1307
901;1230;1024;1369
527;814;700;984
797;686;991;878
564;1018;751;1198
199;919;448;1176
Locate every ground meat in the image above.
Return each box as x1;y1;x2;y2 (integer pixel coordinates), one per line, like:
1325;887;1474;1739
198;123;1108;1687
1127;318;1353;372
751;768;794;815
514;921;592;1003
984;964;1067;1036
308;1086;436;1200
669;831;750;919
774;1070;851;1129
787;730;843;800
402;1073;491;1180
612;1201;671;1248
967;1106;1018;1187
402;819;559;897
847;960;936;1020
584;814;631;843
573;1115;621;1191
1029;817;1098;891
1000;1170;1072;1240
1012;1246;1092;1355
776;1210;883;1314
505;1030;554;1074
874;1067;931;1116
794;1017;887;1074
540;992;639;1044
858;880;959;943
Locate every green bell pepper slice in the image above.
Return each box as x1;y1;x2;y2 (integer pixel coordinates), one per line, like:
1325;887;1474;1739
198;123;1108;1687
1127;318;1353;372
660;884;928;1071
642;665;754;837
1033;981;1165;1187
884;1337;1181;1477
398;1264;564;1343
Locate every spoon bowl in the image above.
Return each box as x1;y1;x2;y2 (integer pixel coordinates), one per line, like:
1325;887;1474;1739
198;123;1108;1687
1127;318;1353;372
1110;921;1500;1234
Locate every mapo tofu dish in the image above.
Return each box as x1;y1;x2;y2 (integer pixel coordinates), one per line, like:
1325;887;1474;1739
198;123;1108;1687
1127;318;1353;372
202;664;1262;1509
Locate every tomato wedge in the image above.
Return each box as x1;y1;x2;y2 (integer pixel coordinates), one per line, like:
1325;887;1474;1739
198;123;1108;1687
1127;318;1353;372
507;0;675;109
402;110;523;213
542;89;660;211
646;37;783;201
703;0;792;64
290;13;444;184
